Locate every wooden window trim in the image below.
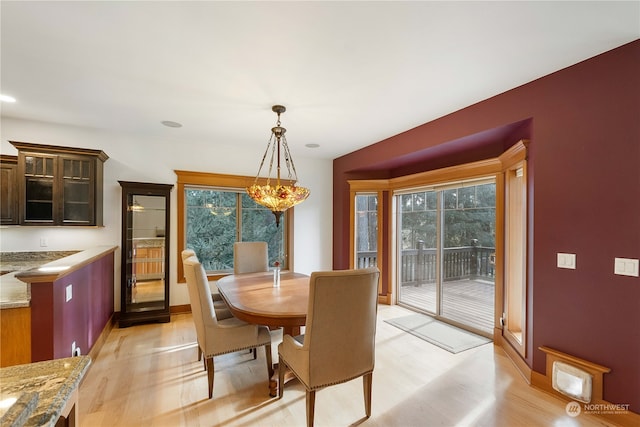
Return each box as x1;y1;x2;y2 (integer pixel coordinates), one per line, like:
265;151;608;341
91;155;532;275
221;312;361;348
499;140;529;357
175;170;294;283
349;190;385;296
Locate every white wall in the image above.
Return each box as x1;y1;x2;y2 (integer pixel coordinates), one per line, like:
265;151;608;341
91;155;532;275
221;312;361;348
1;117;333;309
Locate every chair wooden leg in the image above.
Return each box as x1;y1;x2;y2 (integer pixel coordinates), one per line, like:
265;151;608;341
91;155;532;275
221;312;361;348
306;390;316;427
264;344;274;378
363;372;373;418
206;357;214;399
253;348;257;359
197;346;202;362
278;359;286;399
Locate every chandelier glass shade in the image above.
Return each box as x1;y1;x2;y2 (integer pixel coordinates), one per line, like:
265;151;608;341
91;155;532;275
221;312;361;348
246;105;310;226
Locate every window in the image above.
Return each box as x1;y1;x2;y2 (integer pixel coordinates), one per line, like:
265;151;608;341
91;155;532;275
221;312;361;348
185;188;284;272
349;183;387;302
176;170;293;281
355;193;379;268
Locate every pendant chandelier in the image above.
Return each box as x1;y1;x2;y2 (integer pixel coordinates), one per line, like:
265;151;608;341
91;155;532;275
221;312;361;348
246;105;310;226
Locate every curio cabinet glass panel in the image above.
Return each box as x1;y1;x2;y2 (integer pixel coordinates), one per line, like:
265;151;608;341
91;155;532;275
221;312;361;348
119;181;173;327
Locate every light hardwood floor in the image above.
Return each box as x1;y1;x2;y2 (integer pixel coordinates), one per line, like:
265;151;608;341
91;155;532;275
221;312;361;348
79;305;614;426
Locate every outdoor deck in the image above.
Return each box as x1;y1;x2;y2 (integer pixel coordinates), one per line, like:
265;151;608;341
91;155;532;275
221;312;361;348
358;245;496;335
398;279;495;334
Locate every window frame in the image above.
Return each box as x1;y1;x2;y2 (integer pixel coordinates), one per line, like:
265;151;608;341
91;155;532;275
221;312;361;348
349;181;389;302
175;170;294;283
353;192;381;269
498;142;529;357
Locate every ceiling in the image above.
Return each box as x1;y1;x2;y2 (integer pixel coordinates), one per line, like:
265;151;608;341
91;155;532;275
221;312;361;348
1;1;638;161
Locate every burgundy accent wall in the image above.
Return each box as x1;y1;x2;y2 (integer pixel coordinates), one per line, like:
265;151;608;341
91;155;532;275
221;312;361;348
333;40;640;411
29;282;54;361
30;252;114;362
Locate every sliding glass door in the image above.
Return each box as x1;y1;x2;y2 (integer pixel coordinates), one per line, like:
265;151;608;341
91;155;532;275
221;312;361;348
396;180;496;336
397;191;438;313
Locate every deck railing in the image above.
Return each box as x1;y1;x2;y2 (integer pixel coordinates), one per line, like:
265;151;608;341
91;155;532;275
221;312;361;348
356;240;495;286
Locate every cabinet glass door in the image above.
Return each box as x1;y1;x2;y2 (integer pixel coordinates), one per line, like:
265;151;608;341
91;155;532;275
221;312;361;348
24;154;56;222
62;157;93;223
125;194;167;314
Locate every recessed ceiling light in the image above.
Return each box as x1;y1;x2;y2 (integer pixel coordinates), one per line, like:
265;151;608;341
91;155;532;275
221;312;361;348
305;143;320;148
0;94;17;103
161;120;182;128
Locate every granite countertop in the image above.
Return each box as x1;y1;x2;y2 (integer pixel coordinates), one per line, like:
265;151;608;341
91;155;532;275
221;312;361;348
0;252;78;310
0;356;91;427
0;272;30;309
0;391;39;427
0;251;79;273
0;247;117;309
14;246;117;284
0;251;79;308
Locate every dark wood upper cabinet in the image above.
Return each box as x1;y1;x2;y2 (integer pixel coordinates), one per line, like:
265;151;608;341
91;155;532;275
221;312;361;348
1;155;19;225
10;141;108;226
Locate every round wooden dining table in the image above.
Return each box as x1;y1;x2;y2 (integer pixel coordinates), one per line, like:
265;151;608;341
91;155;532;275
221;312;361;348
217;271;309;335
217;270;310;396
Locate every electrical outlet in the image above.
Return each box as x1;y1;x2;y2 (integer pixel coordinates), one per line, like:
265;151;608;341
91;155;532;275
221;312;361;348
71;341;76;356
40;237;48;247
65;284;73;302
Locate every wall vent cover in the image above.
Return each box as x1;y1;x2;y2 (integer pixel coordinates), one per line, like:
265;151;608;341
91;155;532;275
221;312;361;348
552;361;593;403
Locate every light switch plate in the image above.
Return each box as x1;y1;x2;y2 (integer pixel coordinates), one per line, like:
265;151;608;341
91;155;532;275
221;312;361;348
557;253;576;269
65;284;73;302
614;258;639;277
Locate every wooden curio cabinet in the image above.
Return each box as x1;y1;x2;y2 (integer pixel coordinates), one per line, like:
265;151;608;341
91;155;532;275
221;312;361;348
119;181;173;327
10;141;108;226
1;155;19;225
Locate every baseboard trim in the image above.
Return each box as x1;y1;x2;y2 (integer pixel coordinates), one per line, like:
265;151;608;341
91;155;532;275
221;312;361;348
378;294;391;305
170;304;191;314
80;313;115;381
498;334;531;383
87;313;114;362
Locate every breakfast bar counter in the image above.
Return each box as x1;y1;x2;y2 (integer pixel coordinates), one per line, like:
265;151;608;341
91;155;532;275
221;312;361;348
0;250;80;310
0;246;116;367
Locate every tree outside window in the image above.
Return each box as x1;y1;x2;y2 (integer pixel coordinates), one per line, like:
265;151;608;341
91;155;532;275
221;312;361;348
185;188;285;273
175;170;292;281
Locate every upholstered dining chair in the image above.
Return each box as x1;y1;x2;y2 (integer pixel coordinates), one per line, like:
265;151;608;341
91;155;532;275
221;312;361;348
233;241;269;274
181;249;234;365
278;267;380;427
183;256;274;399
181;249;231;318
